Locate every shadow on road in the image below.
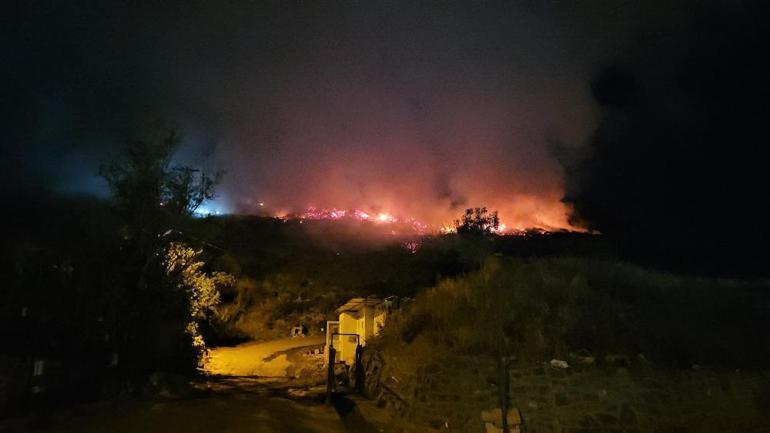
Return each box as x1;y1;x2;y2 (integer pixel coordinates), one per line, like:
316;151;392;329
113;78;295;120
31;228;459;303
332;394;380;433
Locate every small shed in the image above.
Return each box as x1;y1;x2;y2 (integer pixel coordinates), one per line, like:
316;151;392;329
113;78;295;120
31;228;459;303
326;297;389;365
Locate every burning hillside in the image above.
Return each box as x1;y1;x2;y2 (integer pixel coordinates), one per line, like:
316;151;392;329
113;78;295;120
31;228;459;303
270;206;558;237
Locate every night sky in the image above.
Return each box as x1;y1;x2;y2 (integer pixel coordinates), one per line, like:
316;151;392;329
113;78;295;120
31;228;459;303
4;1;768;239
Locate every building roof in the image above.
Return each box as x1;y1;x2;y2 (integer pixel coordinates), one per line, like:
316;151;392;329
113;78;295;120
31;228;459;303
336;297;385;314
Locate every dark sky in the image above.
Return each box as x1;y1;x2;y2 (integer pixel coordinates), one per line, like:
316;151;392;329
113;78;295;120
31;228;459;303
2;0;727;230
563;0;770;260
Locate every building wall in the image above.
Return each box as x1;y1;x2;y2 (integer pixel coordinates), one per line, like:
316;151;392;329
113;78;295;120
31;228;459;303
335;304;388;365
324;321;339;365
362;306;374;345
338;312;360;365
373;309;387;337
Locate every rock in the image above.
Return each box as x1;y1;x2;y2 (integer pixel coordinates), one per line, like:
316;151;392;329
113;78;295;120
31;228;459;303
481;408;498;422
549;359;569;369
485;422;522;433
481;407;523;427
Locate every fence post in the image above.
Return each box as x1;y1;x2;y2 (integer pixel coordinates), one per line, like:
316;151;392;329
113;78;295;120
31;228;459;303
355;344;364;394
326;345;336;404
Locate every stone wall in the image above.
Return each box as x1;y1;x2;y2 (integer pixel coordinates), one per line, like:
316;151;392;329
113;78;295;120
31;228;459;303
360;344;770;433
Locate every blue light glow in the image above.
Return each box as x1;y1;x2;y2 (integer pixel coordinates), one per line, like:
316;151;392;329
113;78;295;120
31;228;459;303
193;199;230;217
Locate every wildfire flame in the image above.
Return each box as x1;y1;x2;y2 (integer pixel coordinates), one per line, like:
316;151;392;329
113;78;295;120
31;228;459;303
273;206;552;236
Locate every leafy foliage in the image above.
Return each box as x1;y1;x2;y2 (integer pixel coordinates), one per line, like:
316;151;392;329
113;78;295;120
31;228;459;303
164;242;235;361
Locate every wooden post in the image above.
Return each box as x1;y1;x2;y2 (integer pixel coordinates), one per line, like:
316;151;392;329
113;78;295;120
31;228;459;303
354;344;364;393
499;355;511;433
326;344;336;404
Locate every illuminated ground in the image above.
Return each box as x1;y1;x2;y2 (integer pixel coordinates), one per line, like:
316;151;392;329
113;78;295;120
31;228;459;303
203;336;325;377
11;338;386;433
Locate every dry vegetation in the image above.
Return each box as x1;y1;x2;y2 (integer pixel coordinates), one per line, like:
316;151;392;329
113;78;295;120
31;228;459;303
382;257;770;369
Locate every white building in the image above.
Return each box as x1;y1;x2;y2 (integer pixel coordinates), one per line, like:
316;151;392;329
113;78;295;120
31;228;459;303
325;297;390;365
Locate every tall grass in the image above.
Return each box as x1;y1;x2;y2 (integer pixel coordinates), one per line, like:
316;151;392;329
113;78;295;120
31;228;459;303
383;257;770;369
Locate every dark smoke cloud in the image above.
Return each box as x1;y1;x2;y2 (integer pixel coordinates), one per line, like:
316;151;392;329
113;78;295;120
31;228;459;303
563;0;770;262
5;0;726;230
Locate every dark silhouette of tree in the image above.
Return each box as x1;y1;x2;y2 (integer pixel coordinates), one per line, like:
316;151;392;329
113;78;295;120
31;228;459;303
164;166;223;215
100;128;222;222
455;207;500;235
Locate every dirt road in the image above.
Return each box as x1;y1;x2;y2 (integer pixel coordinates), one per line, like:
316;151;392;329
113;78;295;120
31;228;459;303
9;338;389;433
203;336;325;377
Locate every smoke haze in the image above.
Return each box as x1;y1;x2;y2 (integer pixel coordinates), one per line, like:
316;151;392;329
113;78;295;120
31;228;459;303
4;1;715;229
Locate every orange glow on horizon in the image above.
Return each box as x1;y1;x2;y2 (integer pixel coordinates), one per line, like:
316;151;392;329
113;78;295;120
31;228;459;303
269;202;579;236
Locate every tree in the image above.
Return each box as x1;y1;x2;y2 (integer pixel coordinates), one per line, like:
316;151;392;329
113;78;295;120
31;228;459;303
99;125;227;373
100;127;222;224
164;242;235;365
164;166;223;215
99;125;224;304
454;207;500;235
